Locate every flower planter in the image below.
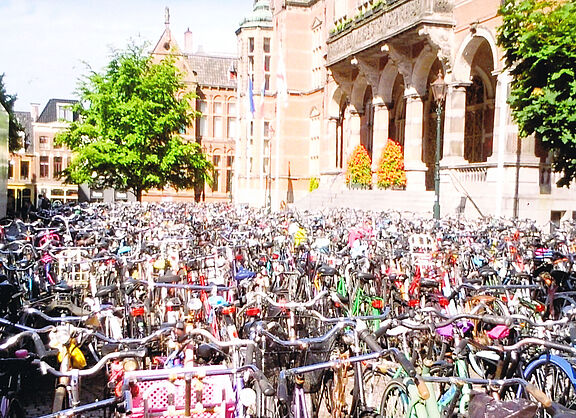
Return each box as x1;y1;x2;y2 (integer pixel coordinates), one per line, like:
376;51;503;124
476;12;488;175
349;183;370;190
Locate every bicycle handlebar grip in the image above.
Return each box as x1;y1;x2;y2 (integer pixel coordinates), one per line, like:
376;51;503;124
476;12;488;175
276;371;289;403
254;370;275;396
245;343;255;365
416;378;430;400
391;350;417;379
526;383;552;408
356;320;383;353
482;315;505;325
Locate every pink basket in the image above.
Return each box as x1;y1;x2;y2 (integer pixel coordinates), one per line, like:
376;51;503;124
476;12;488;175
130;370;235;418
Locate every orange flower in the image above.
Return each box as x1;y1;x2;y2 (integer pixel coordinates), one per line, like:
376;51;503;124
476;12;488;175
376;139;406;189
346;145;372;187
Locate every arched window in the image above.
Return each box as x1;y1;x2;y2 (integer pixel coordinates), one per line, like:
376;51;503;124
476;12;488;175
464;76;493;163
360;87;374;159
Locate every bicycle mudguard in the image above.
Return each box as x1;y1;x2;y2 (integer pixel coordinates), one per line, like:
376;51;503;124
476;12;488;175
523;354;576;386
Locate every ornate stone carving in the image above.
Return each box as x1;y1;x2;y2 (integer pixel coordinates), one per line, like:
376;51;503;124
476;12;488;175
327;0;426;65
327;0;454;66
356;58;380;89
330;68;354;97
386;43;414;87
418;26;454;71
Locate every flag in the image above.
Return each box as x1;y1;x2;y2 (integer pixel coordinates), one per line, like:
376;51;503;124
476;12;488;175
258;78;266;118
247;77;255;120
276;42;288;106
228;62;237;81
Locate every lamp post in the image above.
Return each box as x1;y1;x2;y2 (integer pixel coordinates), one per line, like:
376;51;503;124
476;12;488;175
430;71;447;221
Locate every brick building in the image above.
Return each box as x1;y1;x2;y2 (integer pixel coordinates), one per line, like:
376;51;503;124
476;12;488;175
147;12;237;202
8;99;79;215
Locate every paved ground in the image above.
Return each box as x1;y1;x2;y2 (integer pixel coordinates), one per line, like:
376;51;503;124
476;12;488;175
20;371;111;418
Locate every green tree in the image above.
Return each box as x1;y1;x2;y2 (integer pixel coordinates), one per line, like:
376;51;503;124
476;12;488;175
498;0;576;186
0;73;23;152
56;42;212;201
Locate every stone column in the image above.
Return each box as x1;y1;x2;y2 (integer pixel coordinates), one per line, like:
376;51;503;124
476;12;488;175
441;84;468;165
371;101;390;172
327;116;339;171
348;108;362;157
403;92;427;191
489;71;516;163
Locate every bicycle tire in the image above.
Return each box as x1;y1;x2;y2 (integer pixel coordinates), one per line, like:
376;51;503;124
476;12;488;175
363;367;390;413
523;355;576;416
380;378;411;417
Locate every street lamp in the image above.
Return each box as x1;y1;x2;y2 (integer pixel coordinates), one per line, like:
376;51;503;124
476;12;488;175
430;71;447;221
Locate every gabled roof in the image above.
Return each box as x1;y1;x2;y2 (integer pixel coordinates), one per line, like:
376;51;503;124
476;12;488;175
37;99;78;123
187;54;238;89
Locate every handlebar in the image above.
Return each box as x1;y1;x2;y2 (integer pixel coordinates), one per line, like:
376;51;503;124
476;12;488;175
34;349;147;377
0;330;48;358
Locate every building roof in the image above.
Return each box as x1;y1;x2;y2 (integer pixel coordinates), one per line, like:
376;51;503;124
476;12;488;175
37;99;78;123
238;0;273;29
14;111;33;152
186;54;238;89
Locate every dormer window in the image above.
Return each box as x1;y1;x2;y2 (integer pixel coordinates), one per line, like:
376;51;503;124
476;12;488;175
57;104;73;122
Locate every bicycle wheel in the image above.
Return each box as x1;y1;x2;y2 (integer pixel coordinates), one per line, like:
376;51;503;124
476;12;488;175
524;355;576;416
380;379;411;417
363;367;390;413
2;398;25;418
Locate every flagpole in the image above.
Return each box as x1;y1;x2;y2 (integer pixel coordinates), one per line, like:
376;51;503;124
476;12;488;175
275;27;287;212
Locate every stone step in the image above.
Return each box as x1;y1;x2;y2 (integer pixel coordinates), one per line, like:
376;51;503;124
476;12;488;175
295;189;436;214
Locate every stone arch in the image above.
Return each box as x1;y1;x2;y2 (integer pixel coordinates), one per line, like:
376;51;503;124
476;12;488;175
377;60;399;104
328;84;347;119
413;46;441;97
453;29;500;83
350;75;369;112
328;86;349;170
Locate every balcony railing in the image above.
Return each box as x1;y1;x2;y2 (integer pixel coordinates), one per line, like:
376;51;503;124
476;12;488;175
326;0;454;66
452;165;488;183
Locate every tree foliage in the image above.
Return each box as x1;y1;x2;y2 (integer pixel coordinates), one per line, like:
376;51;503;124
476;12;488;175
56;42;212;200
498;0;576;186
0;74;23;152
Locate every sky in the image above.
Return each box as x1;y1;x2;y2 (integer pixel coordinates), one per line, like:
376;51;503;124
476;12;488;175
0;0;251;112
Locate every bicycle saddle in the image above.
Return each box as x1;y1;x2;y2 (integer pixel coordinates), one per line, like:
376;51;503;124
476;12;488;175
157;273;180;283
420;278;440;288
52;281;72;293
318;265;337;276
357;271;375;281
235;266;256;281
95;284;118;298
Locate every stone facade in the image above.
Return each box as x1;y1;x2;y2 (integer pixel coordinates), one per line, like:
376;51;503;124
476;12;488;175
233;0;576;223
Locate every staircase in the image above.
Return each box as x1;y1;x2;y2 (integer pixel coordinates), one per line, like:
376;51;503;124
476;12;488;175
295;188;436;214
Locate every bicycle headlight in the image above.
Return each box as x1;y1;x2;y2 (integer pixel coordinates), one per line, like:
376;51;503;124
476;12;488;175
239;388;257;407
123;358;139;372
